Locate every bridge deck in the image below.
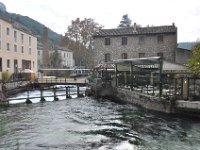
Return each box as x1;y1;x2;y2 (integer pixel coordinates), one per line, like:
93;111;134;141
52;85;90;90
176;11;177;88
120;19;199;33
36;77;88;85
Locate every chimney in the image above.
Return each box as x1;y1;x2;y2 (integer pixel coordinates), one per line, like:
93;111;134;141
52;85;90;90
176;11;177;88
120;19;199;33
43;27;49;68
133;22;137;32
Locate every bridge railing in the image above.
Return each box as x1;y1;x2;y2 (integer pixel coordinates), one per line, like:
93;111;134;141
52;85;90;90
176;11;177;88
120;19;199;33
36;77;88;84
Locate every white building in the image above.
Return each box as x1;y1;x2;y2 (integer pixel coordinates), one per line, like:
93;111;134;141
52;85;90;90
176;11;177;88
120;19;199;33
54;46;74;68
37;43;74;69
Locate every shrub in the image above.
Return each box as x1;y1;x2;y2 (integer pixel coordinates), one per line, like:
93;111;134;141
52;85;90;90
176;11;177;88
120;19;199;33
2;71;11;81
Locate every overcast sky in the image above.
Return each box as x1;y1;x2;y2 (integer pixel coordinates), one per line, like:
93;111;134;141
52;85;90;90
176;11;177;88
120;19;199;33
1;0;200;42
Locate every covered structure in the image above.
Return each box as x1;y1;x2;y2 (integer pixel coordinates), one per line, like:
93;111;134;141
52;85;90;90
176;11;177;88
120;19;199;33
112;57;192;99
113;57;163;97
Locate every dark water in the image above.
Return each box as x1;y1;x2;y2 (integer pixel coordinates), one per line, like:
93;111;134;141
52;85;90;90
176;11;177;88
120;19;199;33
1;89;200;150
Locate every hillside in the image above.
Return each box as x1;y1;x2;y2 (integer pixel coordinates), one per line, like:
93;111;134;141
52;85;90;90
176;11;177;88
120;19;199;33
0;9;61;44
178;42;199;50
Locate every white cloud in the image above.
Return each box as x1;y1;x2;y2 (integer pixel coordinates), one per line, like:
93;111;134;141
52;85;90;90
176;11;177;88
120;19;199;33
1;0;200;41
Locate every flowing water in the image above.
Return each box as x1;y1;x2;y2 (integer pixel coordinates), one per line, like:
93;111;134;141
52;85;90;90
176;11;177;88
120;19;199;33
1;86;200;150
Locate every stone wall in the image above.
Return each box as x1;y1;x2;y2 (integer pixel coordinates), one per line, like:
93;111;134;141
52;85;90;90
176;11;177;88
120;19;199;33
116;88;173;114
93;33;177;66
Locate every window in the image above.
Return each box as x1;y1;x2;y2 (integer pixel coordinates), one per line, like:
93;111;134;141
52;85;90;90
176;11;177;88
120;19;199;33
7;59;10;68
6;27;10;35
14;44;17;52
29;48;31;54
14;31;17;42
0;25;1;50
29;37;31;46
105;38;111;45
21;34;24;44
139;36;145;44
121;53;128;59
64;53;66;58
157;35;164;43
0;58;2;72
38;50;40;56
157;52;163;58
139;53;145;58
33;61;35;68
21;46;24;53
6;43;10;51
105;53;111;62
122;37;127;45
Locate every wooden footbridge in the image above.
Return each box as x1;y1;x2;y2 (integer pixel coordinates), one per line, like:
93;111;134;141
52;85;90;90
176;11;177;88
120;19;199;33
36;77;88;86
0;77;89;105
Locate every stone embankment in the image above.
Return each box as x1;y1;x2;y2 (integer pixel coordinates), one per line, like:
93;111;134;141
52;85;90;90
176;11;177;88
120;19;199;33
87;79;174;114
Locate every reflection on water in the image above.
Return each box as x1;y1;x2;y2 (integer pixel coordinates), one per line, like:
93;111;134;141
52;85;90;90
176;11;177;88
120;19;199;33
1;89;200;150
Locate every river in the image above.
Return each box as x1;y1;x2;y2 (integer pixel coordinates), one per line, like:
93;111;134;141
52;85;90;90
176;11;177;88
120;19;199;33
0;86;200;150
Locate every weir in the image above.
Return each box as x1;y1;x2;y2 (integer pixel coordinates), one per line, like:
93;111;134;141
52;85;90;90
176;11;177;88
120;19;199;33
6;85;85;104
0;77;88;105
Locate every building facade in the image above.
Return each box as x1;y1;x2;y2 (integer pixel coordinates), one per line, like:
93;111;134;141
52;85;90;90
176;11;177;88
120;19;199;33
93;23;177;66
0;17;37;80
37;43;74;69
53;46;74;68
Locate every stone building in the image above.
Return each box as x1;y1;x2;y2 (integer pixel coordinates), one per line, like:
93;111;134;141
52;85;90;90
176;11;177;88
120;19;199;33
93;23;178;66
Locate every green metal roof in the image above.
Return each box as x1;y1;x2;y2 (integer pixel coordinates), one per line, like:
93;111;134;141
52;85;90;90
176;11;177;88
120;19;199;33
113;57;161;65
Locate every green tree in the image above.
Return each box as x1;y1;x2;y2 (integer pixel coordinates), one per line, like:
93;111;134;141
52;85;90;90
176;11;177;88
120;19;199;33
188;43;200;75
118;14;132;28
49;50;63;68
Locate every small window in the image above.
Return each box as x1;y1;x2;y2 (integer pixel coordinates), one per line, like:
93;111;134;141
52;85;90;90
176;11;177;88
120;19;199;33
122;37;127;45
157;52;163;58
6;43;10;51
14;44;17;52
121;53;128;59
139;53;145;58
7;59;10;68
105;38;111;45
29;37;31;46
139;36;145;44
21;34;24;44
0;58;2;71
157;35;164;43
38;50;40;56
6;27;10;35
29;48;31;54
105;53;111;62
14;31;17;42
21;46;24;53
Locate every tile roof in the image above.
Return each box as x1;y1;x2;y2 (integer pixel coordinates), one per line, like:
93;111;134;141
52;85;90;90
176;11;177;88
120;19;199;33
93;25;177;37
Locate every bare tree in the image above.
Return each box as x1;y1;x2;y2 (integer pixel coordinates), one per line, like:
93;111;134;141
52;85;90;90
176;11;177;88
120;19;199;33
62;18;103;68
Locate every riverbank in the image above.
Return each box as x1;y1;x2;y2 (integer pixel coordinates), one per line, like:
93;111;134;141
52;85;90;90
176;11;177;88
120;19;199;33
87;79;200;117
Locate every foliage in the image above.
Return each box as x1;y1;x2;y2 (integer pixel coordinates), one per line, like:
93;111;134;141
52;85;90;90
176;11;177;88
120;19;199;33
188;43;200;75
61;18;103;68
49;50;63;68
2;71;11;81
118;14;132;28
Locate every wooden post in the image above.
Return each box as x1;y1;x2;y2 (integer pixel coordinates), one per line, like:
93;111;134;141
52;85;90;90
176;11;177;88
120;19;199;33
65;86;68;99
25;89;32;104
159;57;163;99
115;64;118;87
40;87;45;102
77;85;80;97
54;86;59;101
130;62;133;91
